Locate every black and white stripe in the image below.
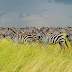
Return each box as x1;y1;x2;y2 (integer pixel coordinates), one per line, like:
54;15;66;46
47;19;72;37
3;28;39;44
40;32;68;50
53;27;72;47
17;33;39;44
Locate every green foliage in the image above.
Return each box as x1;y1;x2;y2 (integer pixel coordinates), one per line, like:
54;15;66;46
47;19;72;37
0;39;72;72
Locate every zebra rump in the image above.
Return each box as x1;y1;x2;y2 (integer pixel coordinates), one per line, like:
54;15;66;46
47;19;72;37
40;33;68;50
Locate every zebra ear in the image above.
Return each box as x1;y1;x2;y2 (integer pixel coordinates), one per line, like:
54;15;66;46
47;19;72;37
8;28;10;30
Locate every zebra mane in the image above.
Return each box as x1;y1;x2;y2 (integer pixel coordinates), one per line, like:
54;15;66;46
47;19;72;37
8;28;16;34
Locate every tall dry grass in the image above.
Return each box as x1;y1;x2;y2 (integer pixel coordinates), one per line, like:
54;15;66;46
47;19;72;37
0;38;72;72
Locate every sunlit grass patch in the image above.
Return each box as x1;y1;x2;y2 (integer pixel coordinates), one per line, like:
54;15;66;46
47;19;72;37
0;39;72;72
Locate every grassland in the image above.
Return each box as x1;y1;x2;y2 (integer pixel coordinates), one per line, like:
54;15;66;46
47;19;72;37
0;38;72;72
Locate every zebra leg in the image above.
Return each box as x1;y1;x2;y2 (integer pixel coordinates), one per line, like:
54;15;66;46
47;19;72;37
10;40;15;44
65;40;69;48
61;43;65;51
28;41;33;48
62;44;65;51
30;43;33;47
59;42;65;50
44;43;48;48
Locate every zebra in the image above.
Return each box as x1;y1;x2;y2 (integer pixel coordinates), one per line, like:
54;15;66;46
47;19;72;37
19;27;39;34
39;27;49;33
39;31;68;50
3;28;40;44
53;27;66;34
53;27;72;47
0;27;8;39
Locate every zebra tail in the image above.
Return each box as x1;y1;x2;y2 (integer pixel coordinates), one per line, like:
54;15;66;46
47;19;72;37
65;40;69;48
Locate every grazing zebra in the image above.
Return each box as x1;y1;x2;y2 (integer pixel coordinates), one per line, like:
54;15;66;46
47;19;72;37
19;27;39;34
53;27;72;47
3;28;40;44
39;31;68;50
40;27;49;33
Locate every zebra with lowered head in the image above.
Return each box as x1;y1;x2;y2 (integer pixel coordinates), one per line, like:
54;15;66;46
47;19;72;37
2;28;40;44
39;30;68;50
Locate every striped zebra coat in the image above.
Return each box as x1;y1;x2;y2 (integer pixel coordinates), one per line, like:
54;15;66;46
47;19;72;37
40;31;68;50
53;27;72;47
3;28;40;44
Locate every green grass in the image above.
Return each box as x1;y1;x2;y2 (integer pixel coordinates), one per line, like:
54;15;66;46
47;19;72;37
0;39;72;72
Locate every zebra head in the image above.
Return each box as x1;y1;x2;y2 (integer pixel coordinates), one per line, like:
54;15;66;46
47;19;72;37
36;30;44;39
2;29;9;38
36;30;49;43
2;28;16;38
40;27;49;33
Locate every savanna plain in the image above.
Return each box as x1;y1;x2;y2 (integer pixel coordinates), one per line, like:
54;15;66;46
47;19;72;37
0;36;72;72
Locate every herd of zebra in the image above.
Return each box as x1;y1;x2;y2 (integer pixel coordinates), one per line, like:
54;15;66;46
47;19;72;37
0;27;72;50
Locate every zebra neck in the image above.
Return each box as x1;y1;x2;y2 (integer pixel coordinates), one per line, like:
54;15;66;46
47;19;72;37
9;33;16;40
